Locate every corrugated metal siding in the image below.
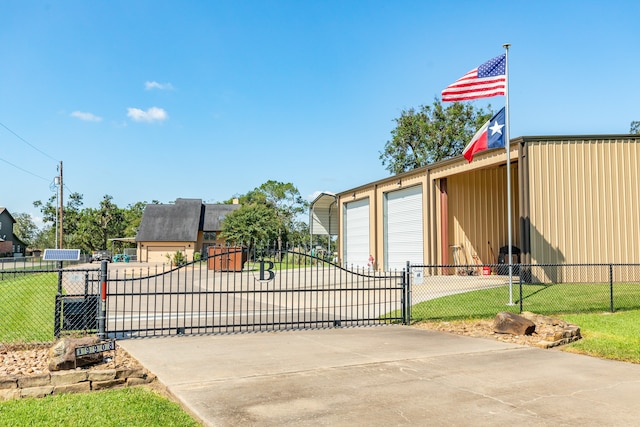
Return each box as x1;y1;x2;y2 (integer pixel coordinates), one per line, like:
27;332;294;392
447;163;519;266
528;139;640;268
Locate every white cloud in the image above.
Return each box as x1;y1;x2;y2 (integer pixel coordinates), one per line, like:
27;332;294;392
145;81;174;91
127;107;168;123
70;111;102;122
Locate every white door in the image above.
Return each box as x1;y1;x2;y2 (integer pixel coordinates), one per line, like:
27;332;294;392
343;198;370;269
384;186;424;273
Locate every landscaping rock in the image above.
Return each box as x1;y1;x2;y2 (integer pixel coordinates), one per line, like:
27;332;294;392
48;337;102;371
493;312;536;335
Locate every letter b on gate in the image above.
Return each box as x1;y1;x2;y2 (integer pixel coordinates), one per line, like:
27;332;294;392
259;260;275;281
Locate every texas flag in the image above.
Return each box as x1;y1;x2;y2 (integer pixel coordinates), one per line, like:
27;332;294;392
462;107;506;163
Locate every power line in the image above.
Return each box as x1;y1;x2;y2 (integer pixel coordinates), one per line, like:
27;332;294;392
0;121;58;162
0;157;50;181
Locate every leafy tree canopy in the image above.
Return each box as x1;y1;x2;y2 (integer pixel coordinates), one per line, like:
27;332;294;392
12;212;38;247
222;180;309;247
631;121;640;134
380;99;493;174
31;194;147;253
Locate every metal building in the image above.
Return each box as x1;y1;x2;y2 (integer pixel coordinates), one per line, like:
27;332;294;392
316;135;640;280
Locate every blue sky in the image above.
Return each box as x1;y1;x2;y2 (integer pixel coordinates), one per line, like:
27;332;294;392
2;1;639;224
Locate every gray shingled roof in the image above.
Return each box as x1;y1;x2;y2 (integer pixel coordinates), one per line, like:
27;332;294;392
135;199;240;242
203;204;240;231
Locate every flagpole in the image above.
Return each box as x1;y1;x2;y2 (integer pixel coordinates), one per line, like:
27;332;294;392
503;43;514;306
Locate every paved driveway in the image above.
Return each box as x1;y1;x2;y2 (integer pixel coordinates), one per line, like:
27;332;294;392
119;326;640;426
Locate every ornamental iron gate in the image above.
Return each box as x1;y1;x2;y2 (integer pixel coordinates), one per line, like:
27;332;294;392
104;247;407;339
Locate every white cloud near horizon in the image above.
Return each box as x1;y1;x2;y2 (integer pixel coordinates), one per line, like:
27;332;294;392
145;81;174;91
127;107;168;123
70;111;102;122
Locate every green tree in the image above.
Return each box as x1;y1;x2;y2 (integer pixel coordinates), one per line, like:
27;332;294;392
631;121;640;134
33;192;84;248
225;180;308;248
12;213;38;247
380;99;493;174
75;195;126;251
219;203;281;247
123;201;148;237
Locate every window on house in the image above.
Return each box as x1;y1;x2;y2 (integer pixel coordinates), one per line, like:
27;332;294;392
203;232;217;241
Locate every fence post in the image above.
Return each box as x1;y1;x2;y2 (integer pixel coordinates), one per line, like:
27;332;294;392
98;260;108;339
403;261;411;325
609;263;614;313
519;269;523;313
54;261;63;338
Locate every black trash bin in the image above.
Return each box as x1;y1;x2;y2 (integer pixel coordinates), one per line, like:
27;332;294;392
497;246;520;275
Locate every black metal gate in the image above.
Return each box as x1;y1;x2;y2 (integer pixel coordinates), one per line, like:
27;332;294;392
105;248;407;338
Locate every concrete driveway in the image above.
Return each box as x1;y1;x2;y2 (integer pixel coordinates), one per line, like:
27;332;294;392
119;326;640;426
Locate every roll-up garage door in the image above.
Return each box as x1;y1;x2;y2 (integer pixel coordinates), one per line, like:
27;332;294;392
384;185;423;272
343;198;370;269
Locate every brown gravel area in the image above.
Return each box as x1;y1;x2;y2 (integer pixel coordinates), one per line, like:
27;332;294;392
0;342;142;378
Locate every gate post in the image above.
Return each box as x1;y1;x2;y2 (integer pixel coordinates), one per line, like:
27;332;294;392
403;261;412;325
98;260;108;339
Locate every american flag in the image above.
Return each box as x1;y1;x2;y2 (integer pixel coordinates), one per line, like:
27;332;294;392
442;54;506;102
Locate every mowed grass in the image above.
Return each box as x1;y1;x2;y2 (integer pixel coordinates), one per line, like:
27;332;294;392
0;387;200;427
561;310;640;363
410;282;640;322
0;273;58;343
409;282;640;363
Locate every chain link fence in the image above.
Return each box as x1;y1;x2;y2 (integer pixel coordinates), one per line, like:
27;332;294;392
1;265;100;344
409;263;640;322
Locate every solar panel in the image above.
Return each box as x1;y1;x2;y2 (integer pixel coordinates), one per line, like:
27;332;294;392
43;249;81;261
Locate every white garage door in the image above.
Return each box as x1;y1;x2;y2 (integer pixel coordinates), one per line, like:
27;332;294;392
343;198;370;269
384;185;424;272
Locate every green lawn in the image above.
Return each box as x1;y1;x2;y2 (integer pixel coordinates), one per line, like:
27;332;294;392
562;310;640;363
0;387;200;426
410;283;640;322
0;273;58;343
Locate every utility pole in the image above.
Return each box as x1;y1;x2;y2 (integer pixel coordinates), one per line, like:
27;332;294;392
59;161;63;249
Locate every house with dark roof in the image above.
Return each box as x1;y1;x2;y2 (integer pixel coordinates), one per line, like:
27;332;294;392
0;207;27;257
135;198;240;263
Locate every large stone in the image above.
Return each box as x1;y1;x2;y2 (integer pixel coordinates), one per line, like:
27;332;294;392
0;388;20;401
17;374;50;388
50;371;88;386
493;312;536;335
54;382;91;395
88;370;116;382
20;385;54;399
91;378;125;391
48;337;102;371
0;377;17;389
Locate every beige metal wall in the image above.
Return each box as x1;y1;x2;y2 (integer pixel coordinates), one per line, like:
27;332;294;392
440;163;519;266
527;138;640;266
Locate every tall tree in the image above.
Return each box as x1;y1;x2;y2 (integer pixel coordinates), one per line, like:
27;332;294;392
631;121;640;134
380;99;493;174
225;180;308;247
12;213;37;247
33;192;84;248
219;203;280;246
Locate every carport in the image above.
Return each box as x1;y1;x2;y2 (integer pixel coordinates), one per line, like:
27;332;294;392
309;192;338;259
